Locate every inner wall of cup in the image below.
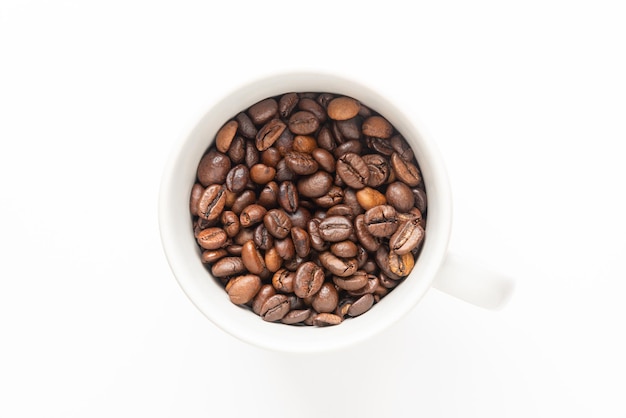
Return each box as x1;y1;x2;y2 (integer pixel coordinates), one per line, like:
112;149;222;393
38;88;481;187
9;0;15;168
162;72;452;352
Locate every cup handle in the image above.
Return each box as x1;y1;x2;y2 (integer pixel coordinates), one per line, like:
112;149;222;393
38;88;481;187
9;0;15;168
432;253;515;310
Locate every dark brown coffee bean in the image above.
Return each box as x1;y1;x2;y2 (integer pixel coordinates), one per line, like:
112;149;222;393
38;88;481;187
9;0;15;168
221;210;240;238
261;147;282;168
196;227;228;250
355;187;387;211
256;118;287;151
291;227;310;258
274;129;294;156
347;294;374;317
311;282;339;313
310;148;335;173
235;112;257;139
379;272;401;289
278;181;299;213
298;98;326;123
260;294;290;322
318;216;353;242
284;151;319;175
274;237;295;260
364;205;398;237
327;97;360;120
389;220;425;255
294;261;325;298
342;189;364;217
335;118;361;141
332;139;363;159
275;158;296;182
281;309;312;325
362;115;393;138
318;252;357;277
226;164;249;193
226;274;262;305
316;93;334;108
366;136;394;156
362;259;378;274
336;153;370;189
361;154;390;187
312;186;344;208
307;219;329;252
245;140;260;167
391;153;421;187
201;249;228;264
326;204;354;220
197;184;226;221
331;121;347;145
227;135;246;164
272;269;295;293
197;149;231;186
297;171;333;198
317;124;337;152
288;111;319;135
252;284;276;315
211;256;246;277
330;240;358;258
264;247;282;272
312;312;343;326
231;190;256;214
253;224;274;250
263;209;292;239
347;276;379;296
412;188;428;213
233;228;254;245
258;181;279;208
226;244;243;256
240;204;267;228
248;98;278;125
287;206;311;229
385;181;414;212
215;120;239;153
390;135;414;161
278;92;299;118
241;240;266;275
332;270;369;291
189;183;204;216
376;247;403;280
283;255;307;272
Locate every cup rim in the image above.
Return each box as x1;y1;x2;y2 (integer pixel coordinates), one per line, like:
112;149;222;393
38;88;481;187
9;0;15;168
158;71;453;352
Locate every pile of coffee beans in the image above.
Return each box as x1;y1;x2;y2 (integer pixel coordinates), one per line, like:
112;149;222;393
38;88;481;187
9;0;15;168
190;92;427;326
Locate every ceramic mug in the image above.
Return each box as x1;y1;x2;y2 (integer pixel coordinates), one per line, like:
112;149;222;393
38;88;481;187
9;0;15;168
158;71;514;352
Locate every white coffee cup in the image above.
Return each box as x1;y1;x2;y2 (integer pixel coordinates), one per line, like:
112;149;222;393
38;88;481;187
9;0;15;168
158;71;514;353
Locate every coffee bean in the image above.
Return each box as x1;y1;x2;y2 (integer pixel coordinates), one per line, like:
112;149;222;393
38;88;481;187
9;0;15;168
342;189;364;217
297;171;333;198
364;205;398;237
311;282;339;313
261;147;282;167
287;207;311;229
252;284;276;315
288;111;319;135
227;135;246;164
317;124;337;151
249;164;276;184
272;269;296;294
245;140;260;167
235;112;257;139
233;228;254;245
226;245;243;256
335;118;361;141
327;97;360;120
389;220;425;255
336;153;370;189
312;185;343;208
248;98;278;125
197;149;231;186
225;274;262;305
263;209;292;239
390;153;421;187
275;158;296;182
221;210;240;238
390;135;414;161
211;256;245;277
362;115;393;138
298;98;327;123
274;128;294;156
264;247;282;272
362;154;390;187
412;187;428;213
330;240;358;258
385;181;414;213
285;151;319;175
216;120;239;153
256;119;287;151
281;309;312;325
379;272;401;289
326;204;354;220
347;294;374;317
318;216;353;242
189;183;204;216
356;187;387;211
311;312;343;326
252;224;273;251
278;93;299;118
318;252;357;277
258;181;279;208
201;249;228;264
366;136;394;156
294;261;325;298
347;276;379;296
307;218;329;252
291;227;311;258
231;190;256;214
332;270;369;291
241;240;267;275
332;139;363;160
240;204;267;228
196;227;228;250
316;93;334;108
260;294;290;322
274;237;295;260
226;164;250;193
277;181;299;213
197;184;227;221
310;148;335;173
388;250;415;278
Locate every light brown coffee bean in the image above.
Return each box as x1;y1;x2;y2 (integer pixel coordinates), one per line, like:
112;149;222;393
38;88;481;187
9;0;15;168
240;204;267;228
327;97;360;121
356;187;387;211
312;312;343;326
211;256;245;277
215;120;239;153
241;240;266;275
362;115;393;138
201;249;227;264
389;220;425;255
225;274;262;305
264;247;283;272
249;164;276;184
293;135;318;153
272;268;296;294
196;227;227;250
256;118;287;151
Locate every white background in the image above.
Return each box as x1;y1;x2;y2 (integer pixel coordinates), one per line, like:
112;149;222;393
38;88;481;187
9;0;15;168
1;1;625;417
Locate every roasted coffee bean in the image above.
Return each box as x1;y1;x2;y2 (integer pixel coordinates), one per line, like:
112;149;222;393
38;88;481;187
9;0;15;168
390;135;413;161
288;111;319;135
258;181;279;208
278;93;299;118
327;97;360;120
297;171;333;198
293;135;318;153
287;207;311;229
278;181;299;213
235;112;257;139
316;93;334;108
319;252;357;277
261;147;282;167
272;269;296;293
281;309;312;325
335;118;361;141
249;164;276;184
274;128;294;156
253;224;274;250
356;187;387;211
211;256;246;277
390;153;421;186
256;118;287;151
389;220;425;255
364;205;398;237
285;151;319;175
330;240;358;258
248;98;278;125
291;227;311;258
216;120;239;153
228;135;246;164
379;272;401;289
226;164;249;193
274;237;296;260
312;312;343;326
263;209;292;239
347;294;374;317
307;218;329;252
197;184;226;221
412;187;428;213
298;98;326;123
221;210;240;238
201;249;228;264
362;154;390;187
385;181;414;212
362;116;393;138
331;121;347;145
311;148;335;173
240;204;267;228
326;204;354;220
311;282;339;313
332;139;362;160
197;149;231;186
388;250;415;278
226;274;262;305
231;190;256;214
265;248;282;273
197;227;228;250
318;216;353;242
226;244;243;256
347;276;379;296
366;136;394;156
342;189;364;217
190;183;204;216
293;261;325;298
241;240;266;275
333;270;369;291
336;153;370;189
233;228;254;245
275;158;296;182
317;124;337;152
376;247;402;281
312;186;343;208
260;294;290;322
252;284;276;315
245;140;260;167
